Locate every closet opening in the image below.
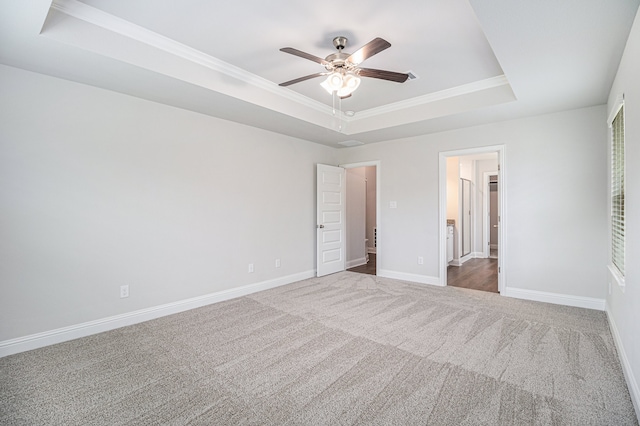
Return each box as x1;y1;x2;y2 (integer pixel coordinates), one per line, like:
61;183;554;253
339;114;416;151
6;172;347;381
343;163;379;276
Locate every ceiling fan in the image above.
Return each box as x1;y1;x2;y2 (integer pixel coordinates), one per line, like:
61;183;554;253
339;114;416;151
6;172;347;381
279;36;409;98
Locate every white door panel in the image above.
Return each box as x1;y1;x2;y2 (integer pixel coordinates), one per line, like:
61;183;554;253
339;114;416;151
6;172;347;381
317;164;345;277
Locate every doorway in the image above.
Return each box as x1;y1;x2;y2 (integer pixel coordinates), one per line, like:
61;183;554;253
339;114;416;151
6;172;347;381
342;161;380;276
484;172;499;259
439;146;505;293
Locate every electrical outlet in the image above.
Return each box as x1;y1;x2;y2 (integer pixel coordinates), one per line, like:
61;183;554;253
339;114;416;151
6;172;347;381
275;258;281;268
120;285;129;298
417;256;424;265
389;201;397;209
248;263;254;273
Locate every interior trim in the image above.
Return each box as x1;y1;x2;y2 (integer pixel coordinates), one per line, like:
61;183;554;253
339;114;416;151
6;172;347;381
355;75;510;120
47;0;516;136
378;269;442;286
606;301;640;419
49;0;333;116
0;270;315;358
503;287;605;311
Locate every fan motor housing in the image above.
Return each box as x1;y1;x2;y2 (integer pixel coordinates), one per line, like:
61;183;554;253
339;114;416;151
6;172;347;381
326;37;352;70
325;52;351;68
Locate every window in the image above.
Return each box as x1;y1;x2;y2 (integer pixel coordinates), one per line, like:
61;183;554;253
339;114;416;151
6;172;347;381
610;98;625;283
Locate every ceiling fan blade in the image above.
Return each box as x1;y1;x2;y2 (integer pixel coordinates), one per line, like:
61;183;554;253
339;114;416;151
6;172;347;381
280;47;329;66
346;38;391;65
358;68;409;83
279;72;327;87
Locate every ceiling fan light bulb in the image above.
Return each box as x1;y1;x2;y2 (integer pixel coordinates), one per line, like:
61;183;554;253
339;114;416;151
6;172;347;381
328;73;343;89
337;74;361;97
344;74;361;90
321;73;344;94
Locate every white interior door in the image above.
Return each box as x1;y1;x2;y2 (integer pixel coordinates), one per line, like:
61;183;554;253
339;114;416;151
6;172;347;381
317;164;346;277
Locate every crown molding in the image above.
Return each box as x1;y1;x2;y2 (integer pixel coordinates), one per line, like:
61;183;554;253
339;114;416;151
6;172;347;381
352;75;511;121
49;0;334;116
47;0;514;136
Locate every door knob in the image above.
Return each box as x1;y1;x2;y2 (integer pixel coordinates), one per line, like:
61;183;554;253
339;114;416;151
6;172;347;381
318;224;325;228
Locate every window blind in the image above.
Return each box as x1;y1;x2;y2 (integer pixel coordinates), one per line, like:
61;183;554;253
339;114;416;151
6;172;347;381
611;105;625;277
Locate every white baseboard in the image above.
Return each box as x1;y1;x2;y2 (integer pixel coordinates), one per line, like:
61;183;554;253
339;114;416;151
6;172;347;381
378;269;442;286
503;287;605;311
460;254;473;264
449;255;473;267
346;257;367;268
0;270;315;358
606;301;640;420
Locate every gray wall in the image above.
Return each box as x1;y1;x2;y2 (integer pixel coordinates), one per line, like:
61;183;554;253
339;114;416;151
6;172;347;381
345;167;366;266
606;8;640;416
338;105;608;299
0;64;336;341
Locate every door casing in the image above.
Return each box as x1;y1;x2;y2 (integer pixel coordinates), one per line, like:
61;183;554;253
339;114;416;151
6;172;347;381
340;160;381;276
439;146;506;293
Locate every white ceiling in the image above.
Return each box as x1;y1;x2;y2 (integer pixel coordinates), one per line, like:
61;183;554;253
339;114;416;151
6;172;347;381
1;0;638;147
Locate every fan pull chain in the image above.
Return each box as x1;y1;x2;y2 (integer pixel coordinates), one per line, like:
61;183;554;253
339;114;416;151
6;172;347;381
337;95;343;132
331;91;344;132
332;91;337;116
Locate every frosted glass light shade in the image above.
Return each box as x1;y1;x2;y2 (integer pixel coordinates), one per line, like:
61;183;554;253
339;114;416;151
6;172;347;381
320;72;360;96
337;74;361;97
320;73;344;94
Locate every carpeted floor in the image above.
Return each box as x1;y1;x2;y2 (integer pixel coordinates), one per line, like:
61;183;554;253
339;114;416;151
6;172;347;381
1;272;637;425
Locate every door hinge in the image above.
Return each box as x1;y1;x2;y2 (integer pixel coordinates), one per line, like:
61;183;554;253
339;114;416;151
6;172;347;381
498;267;501;273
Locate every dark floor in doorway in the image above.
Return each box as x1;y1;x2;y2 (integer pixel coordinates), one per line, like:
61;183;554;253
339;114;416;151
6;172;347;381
347;253;376;275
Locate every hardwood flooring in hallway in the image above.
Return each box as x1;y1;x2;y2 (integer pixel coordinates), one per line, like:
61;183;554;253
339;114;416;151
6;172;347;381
447;258;498;293
347;253;376;275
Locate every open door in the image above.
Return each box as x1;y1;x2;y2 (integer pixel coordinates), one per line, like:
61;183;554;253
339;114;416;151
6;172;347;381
317;164;346;277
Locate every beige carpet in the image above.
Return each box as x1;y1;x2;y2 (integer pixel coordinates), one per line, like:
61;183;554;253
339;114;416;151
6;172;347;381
1;272;637;425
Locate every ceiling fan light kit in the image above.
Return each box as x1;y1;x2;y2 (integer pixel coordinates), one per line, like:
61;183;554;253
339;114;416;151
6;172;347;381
320;71;361;98
279;36;409;98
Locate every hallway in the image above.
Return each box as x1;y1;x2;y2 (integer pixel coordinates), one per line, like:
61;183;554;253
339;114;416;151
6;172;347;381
347;253;376;276
447;258;498;293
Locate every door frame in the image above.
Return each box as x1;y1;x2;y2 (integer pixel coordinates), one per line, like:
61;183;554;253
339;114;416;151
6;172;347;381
340;160;381;276
438;146;506;293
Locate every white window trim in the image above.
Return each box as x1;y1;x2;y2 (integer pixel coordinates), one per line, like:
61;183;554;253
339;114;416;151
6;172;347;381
608;93;625;289
607;94;625;124
608;264;625;291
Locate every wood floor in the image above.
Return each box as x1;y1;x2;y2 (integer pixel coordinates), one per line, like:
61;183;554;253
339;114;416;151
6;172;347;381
347;253;376;275
447;258;498;293
348;254;497;294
